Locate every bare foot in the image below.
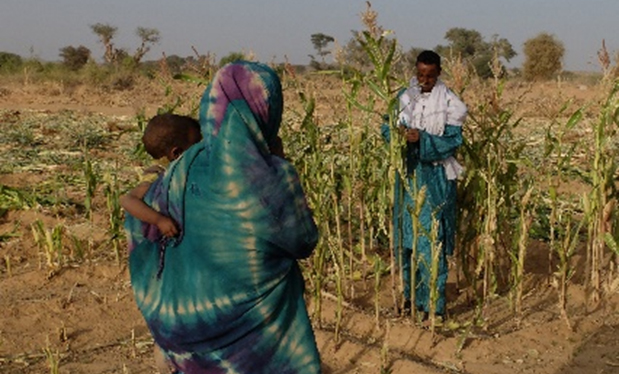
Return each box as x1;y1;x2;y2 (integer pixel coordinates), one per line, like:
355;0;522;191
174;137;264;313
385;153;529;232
421;315;444;329
154;344;177;374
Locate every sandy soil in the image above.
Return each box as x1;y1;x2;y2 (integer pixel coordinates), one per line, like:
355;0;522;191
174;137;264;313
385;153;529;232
1;78;619;374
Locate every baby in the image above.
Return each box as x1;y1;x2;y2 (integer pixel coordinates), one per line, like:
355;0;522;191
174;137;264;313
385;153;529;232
120;113;201;238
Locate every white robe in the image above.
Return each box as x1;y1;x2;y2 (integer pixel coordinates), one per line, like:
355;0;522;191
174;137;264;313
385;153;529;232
398;78;467;180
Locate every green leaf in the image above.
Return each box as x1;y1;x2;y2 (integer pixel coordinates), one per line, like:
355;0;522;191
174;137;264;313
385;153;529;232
565;109;583;130
604;233;619;255
379;39;396;81
366;80;388;101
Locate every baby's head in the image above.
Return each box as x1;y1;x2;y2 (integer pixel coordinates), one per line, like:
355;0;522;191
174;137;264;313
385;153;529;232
142;113;202;161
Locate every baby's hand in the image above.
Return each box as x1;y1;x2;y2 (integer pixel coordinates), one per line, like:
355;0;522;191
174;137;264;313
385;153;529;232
156;215;179;238
270;136;285;158
144;165;166;175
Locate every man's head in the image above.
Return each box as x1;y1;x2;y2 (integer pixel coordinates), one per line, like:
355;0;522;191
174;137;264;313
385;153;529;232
142;113;202;161
415;50;441;93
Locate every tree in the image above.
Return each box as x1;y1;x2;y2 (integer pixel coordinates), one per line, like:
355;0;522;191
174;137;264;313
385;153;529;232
339;36;366;69
59;45;91;70
310;33;335;68
164;54;186;74
435;28;516;79
523;33;565;81
440;28;485;58
133;27;161;64
90;23;118;64
402;47;425;70
337;31;409;76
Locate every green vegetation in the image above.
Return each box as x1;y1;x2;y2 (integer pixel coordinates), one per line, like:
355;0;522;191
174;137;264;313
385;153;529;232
219;51;247;67
0;52;23;74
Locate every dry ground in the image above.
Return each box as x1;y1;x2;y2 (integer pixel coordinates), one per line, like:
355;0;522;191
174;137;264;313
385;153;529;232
1;77;619;374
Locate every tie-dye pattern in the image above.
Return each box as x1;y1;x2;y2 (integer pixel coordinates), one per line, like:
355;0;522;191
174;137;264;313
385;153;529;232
125;61;321;373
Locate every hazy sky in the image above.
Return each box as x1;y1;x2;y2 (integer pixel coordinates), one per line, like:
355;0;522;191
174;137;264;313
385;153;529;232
1;0;617;72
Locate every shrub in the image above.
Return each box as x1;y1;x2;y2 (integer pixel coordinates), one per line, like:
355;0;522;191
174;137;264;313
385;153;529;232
82;60;112;86
59;45;91;71
111;72;135;90
219;52;246;67
0;52;23;74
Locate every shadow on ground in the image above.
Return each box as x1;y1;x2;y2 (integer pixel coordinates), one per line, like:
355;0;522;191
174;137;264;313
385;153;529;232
555;323;619;374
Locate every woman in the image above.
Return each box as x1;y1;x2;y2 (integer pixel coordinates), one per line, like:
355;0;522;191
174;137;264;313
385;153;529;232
125;61;321;373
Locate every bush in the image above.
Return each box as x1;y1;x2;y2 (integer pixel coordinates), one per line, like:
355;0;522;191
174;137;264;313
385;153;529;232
80;61;137;90
0;52;22;65
82;60;112;86
219;52;246;67
164;55;186;75
111;72;135;90
0;52;23;74
59;45;91;71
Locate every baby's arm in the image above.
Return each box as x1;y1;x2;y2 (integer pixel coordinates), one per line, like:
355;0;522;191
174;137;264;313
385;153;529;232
120;182;179;237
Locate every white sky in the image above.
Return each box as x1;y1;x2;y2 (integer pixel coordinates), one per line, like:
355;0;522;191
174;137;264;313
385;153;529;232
1;0;618;72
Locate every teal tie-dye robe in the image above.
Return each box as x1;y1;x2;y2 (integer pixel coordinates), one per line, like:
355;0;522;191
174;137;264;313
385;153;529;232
125;61;321;373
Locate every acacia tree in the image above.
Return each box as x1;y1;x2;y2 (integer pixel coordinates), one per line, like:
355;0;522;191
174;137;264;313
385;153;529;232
310;33;335;69
523;33;565;81
436;28;516;78
133;27;161;64
90;23;118;64
91;23;160;65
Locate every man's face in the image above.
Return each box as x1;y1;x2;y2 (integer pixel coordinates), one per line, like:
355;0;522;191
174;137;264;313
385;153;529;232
416;62;440;93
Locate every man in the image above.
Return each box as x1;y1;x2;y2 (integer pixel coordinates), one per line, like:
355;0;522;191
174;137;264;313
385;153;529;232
383;50;467;319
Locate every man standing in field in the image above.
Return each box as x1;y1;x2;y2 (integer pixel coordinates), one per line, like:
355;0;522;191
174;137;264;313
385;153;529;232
382;50;467;320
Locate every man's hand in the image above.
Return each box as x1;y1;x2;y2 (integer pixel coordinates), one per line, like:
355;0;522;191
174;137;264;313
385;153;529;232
156;215;179;238
405;128;420;143
399;127;420;143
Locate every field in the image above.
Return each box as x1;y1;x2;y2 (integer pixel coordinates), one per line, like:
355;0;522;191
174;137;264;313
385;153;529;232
1;59;619;374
